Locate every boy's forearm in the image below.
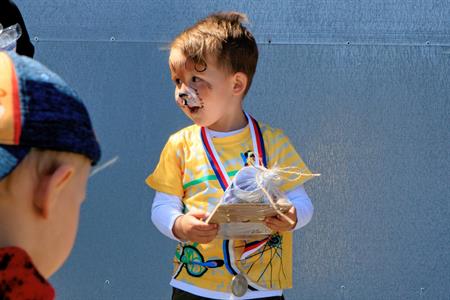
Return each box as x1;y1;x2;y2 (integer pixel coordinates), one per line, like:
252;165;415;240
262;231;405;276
172;215;187;241
151;191;184;241
286;185;314;230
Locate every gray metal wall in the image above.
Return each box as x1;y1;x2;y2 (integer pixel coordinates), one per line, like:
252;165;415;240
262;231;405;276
15;1;449;299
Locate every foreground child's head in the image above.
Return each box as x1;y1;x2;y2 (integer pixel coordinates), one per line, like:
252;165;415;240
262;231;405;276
169;12;259;130
0;51;101;278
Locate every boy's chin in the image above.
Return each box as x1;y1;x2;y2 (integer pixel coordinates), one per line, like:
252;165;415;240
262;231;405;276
188;115;211;128
189;118;207;127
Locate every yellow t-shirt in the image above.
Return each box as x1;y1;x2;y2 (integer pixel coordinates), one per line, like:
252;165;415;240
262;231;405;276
146;122;313;293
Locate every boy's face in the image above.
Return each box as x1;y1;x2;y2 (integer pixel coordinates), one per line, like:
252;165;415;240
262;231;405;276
46;155;91;276
169;48;240;129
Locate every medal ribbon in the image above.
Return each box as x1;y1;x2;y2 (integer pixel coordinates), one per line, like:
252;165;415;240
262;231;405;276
200;112;267;191
200;112;267;292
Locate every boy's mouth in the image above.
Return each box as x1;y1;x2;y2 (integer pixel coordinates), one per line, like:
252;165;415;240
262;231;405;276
188;106;201;114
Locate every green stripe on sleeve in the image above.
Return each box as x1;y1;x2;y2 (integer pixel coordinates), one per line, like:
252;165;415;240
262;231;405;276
183;170;239;189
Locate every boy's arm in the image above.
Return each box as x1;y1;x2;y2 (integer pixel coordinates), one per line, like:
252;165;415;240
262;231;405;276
265;185;313;232
287;185;314;230
151;191;219;243
264;127;315;232
151;191;184;241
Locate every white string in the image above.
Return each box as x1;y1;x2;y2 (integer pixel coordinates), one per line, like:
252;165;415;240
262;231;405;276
224;163;320;225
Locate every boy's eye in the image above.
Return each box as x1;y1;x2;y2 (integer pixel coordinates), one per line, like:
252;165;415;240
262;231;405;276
173;78;181;85
192;76;201;83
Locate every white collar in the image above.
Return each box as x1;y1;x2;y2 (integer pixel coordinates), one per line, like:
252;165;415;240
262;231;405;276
208;126;247;138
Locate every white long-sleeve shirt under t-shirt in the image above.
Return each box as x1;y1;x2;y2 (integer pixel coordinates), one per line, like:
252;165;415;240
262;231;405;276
151;186;314;242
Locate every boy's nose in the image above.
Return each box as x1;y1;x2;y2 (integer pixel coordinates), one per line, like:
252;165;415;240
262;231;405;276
178;92;189;105
178;92;188;99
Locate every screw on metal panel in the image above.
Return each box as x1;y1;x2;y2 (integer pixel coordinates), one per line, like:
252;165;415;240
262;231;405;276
426;41;430;45
419;287;425;297
104;279;110;285
33;36;39;42
339;285;346;300
346;41;351;45
110;36;116;42
268;39;272;44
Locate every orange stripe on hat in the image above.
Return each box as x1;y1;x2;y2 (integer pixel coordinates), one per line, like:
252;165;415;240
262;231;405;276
0;52;22;145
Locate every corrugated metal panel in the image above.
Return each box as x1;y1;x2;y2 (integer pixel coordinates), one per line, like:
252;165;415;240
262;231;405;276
16;1;450;45
14;1;450;299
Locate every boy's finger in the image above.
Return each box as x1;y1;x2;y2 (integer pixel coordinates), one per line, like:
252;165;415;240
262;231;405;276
192;226;217;235
265;217;286;226
192;229;218;238
187;209;208;220
191;230;218;242
194;229;217;236
265;223;288;232
265;218;291;230
192;220;218;231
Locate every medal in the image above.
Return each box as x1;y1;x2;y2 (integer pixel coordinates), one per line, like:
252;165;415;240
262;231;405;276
231;273;248;297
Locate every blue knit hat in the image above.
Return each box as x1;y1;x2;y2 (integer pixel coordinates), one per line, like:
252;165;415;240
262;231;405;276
0;51;101;179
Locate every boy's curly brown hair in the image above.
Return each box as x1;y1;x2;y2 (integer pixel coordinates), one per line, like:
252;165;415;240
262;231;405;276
170;11;258;95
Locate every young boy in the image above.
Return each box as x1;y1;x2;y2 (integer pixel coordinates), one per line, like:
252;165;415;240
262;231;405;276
147;12;315;300
0;51;101;299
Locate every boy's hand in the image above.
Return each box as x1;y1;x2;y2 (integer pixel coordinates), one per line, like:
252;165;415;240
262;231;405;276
264;206;297;232
173;209;218;243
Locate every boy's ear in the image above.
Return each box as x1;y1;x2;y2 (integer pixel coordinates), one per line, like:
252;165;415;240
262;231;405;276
232;72;248;96
33;165;74;218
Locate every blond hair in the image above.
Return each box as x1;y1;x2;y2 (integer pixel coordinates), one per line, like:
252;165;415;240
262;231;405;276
0;149;88;195
170;11;259;94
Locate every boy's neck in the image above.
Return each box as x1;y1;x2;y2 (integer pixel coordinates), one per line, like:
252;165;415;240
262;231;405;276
207;110;248;132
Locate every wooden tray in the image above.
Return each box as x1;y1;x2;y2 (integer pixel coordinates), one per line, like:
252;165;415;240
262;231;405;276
206;202;292;224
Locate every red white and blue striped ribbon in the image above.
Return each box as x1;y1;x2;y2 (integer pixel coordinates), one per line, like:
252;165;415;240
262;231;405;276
200;112;267;191
240;237;270;260
201;112;269;290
